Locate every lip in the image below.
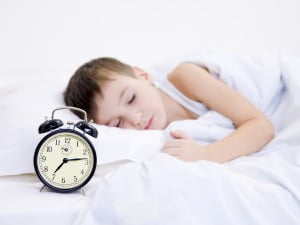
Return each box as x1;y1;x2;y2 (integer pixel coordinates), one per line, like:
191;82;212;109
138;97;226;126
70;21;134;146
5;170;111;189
145;116;153;129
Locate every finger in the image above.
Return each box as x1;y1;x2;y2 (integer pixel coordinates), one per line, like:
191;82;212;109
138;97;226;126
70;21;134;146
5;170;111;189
164;140;180;148
170;130;191;139
165;152;179;157
162;147;181;155
175;155;190;162
163;139;187;148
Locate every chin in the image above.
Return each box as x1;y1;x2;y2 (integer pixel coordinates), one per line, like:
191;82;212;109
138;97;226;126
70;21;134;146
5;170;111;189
154;120;167;130
147;114;167;130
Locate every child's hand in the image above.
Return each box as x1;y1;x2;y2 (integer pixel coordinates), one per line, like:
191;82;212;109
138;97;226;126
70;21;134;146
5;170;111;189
162;130;205;162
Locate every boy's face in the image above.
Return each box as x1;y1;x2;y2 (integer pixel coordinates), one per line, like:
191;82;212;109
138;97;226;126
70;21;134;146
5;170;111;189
93;72;167;130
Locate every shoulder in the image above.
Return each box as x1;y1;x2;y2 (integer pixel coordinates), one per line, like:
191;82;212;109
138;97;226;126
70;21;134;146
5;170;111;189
167;63;213;101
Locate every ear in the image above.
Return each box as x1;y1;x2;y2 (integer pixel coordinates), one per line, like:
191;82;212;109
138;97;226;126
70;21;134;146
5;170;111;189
132;66;153;83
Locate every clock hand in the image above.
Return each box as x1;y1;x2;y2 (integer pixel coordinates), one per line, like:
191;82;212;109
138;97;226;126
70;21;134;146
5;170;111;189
54;158;69;173
68;158;88;161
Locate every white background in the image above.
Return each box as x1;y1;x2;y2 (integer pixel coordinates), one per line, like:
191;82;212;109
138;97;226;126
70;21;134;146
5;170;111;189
0;0;299;78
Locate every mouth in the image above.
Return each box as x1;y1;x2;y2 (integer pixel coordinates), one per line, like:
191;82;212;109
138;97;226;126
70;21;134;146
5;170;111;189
145;116;153;129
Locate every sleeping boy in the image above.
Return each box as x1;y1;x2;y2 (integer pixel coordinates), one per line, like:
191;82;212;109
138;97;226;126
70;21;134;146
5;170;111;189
63;57;275;163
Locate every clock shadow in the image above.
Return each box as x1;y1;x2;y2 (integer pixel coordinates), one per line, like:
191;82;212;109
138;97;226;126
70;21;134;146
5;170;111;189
38;185;86;195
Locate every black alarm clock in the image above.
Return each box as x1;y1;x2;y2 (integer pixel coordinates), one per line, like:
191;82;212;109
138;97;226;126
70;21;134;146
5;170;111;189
33;106;98;193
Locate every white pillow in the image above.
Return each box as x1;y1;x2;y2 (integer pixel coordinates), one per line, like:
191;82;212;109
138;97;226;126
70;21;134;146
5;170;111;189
0;74;166;176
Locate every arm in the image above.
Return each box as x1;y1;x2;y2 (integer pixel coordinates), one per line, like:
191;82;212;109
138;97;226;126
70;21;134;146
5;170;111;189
163;63;275;163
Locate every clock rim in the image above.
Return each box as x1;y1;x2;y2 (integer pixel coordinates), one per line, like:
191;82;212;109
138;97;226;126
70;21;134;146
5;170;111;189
33;128;97;193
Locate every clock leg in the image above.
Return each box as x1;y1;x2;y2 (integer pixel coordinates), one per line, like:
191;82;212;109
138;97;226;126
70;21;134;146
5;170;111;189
40;185;47;192
80;188;86;196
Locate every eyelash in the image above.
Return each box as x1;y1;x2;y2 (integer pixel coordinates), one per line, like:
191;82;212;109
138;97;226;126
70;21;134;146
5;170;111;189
115;94;136;127
128;94;135;104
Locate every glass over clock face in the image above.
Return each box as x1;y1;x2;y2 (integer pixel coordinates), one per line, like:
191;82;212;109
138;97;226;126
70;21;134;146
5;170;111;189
34;129;97;192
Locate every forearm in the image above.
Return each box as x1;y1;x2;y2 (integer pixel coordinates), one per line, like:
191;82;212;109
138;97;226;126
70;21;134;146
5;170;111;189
201;117;275;163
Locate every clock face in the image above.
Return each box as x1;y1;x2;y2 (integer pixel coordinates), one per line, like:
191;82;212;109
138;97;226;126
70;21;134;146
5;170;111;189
34;129;97;192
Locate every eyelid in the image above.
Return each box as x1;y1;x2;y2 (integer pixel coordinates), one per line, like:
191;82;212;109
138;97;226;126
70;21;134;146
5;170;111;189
116;118;121;127
109;90;134;127
110;118;121;127
128;93;135;104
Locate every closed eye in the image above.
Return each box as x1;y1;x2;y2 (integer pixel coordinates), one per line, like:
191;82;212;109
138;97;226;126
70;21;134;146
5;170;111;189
116;119;121;127
128;94;135;104
114;94;135;127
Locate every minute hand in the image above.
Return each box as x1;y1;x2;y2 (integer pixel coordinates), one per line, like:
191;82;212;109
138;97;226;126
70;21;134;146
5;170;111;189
68;158;88;161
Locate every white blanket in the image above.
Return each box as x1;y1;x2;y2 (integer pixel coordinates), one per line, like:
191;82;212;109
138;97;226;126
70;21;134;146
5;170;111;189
74;52;300;225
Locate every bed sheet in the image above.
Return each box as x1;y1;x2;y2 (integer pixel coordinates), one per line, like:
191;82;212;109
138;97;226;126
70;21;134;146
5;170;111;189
79;148;300;225
0;171;113;225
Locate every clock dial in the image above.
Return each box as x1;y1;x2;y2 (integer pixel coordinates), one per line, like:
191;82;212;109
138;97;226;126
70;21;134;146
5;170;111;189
34;130;96;191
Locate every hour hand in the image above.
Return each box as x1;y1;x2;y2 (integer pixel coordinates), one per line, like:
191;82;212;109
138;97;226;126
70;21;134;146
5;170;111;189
54;158;68;173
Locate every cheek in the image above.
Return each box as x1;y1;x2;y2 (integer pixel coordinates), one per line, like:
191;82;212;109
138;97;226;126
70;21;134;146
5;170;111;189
138;87;165;115
92;108;106;125
93;114;102;125
148;95;167;129
142;91;160;109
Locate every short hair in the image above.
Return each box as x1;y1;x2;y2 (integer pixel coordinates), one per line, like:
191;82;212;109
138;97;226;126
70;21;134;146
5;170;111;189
64;57;135;120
